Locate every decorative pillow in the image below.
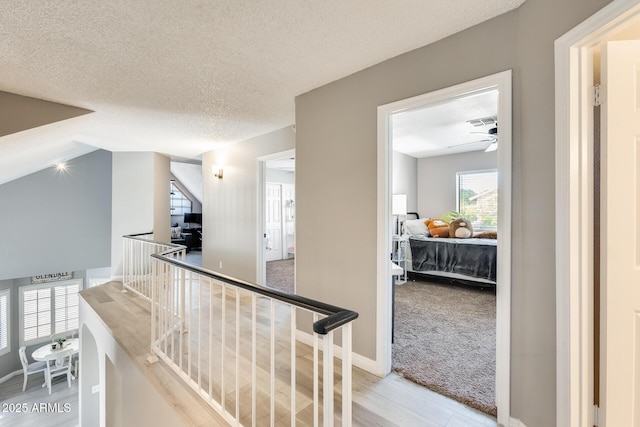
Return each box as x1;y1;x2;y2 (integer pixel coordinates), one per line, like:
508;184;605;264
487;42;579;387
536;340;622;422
449;218;474;238
425;218;449;238
440;210;461;223
474;230;498;239
405;219;430;237
171;226;182;239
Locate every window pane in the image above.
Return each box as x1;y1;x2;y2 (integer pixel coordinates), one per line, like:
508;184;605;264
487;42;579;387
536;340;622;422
458;170;498;230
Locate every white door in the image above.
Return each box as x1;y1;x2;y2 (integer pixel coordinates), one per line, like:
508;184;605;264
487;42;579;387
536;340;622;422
265;183;283;261
600;40;640;426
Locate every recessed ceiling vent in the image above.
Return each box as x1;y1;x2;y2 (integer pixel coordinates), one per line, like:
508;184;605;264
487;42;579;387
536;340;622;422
467;116;497;127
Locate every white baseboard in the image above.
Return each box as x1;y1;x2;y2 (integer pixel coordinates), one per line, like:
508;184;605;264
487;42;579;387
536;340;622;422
0;369;23;384
295;329;380;375
509;417;527;427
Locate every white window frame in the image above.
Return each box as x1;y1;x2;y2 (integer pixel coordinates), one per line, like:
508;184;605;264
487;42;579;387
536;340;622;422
456;168;498;232
19;278;82;347
0;289;10;357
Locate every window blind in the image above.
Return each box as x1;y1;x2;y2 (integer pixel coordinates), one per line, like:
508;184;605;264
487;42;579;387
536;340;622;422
20;279;82;345
0;289;9;355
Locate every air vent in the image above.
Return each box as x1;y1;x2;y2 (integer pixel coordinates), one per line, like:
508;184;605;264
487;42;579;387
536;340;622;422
467;116;497;127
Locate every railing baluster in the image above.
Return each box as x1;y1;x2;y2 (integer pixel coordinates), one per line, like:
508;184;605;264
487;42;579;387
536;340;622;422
188;269;193;382
221;283;226;412
235;287;240;423
313;313;319;427
198;272;202;390
123;234;358;427
323;331;334;427
270;299;275;427
209;277;213;401
291;306;296;426
342;323;352;427
252;293;257;427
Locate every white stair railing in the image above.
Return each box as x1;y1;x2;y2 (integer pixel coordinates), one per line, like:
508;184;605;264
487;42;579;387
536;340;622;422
122;233;186;299
144;246;358;427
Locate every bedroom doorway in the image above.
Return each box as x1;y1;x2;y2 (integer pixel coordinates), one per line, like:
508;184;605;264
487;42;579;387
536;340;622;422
258;150;296;293
377;70;512;425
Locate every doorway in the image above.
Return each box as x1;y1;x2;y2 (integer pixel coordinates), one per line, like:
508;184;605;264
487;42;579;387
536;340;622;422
555;1;640;425
258;150;296;293
390;88;500;416
377;70;512;426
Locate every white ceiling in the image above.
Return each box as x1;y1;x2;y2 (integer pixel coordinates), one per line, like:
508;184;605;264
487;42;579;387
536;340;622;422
392;89;498;158
0;0;524;183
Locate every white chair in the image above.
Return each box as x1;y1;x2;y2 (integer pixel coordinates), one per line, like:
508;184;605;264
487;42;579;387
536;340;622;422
18;346;47;392
45;348;73;394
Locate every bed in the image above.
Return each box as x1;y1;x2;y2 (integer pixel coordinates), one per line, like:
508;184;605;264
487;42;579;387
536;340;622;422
403;214;497;285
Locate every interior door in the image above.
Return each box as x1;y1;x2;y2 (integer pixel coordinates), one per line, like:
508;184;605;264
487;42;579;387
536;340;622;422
600;40;640;426
265;183;283;262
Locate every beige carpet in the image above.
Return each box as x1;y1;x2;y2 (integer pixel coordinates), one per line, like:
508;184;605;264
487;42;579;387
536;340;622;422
266;258;295;294
392;279;497;416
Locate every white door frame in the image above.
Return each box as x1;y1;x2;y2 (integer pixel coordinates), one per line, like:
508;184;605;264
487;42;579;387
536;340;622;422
257;149;296;285
376;70;512;426
555;1;640;426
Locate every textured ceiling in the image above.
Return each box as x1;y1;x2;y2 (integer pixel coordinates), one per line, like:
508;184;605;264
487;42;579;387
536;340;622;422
0;0;524;183
393;90;498;158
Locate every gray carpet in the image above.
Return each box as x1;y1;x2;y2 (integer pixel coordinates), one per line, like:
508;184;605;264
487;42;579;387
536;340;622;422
393;279;497;416
266;258;295;294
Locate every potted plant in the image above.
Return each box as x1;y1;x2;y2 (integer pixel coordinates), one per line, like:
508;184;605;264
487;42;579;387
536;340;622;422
52;337;67;350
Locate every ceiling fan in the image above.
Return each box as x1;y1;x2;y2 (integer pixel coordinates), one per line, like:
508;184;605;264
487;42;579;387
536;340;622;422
448;124;498;152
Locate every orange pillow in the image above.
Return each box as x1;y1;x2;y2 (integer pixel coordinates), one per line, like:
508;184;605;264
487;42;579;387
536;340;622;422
425;218;449;238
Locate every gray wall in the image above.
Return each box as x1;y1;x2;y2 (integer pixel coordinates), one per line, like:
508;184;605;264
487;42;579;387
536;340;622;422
0;150;112;281
294;1;610;425
0;90;91;138
202;126;295;283
392;150;418;213
417;150;497;218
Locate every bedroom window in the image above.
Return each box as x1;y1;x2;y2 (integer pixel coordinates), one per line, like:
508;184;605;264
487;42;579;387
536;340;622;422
19;279;81;346
0;289;9;356
456;169;498;231
170;180;192;215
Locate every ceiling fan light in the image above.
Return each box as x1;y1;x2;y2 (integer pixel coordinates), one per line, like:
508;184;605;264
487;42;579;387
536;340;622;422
485;141;498;152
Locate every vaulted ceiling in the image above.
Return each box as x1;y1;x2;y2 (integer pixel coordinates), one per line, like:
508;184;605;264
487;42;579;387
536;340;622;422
0;0;525;184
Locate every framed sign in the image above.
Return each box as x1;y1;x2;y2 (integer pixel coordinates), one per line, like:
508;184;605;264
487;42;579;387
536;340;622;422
31;272;73;284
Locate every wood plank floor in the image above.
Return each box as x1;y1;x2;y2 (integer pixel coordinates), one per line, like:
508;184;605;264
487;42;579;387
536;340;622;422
0;372;79;426
0;283;496;427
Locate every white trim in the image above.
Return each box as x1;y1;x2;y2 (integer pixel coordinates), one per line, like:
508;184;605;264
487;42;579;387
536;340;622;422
0;288;10;357
554;1;640;426
295;329;379;374
509;417;528;427
376;70;513;425
0;369;23;385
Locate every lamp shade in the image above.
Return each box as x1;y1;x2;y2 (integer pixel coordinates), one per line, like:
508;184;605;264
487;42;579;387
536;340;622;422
392;194;407;216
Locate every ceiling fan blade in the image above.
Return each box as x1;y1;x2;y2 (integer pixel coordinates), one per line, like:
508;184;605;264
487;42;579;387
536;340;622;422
447;139;491;149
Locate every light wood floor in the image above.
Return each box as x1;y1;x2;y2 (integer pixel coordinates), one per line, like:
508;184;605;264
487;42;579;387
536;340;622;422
0;372;79;426
78;280;497;427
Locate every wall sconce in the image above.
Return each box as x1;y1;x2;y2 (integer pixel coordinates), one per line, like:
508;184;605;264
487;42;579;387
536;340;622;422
212;165;223;179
